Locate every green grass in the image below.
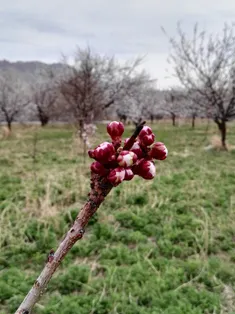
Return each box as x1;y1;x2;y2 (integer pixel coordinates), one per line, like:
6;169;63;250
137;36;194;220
0;122;235;314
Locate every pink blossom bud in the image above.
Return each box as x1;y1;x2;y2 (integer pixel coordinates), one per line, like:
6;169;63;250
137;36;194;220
107;167;126;186
149;142;168;160
134;159;156;180
90;161;108;176
92;142;116;163
124;168;134;181
107;121;124;139
124;138;143;158
117;150;137;167
138;126;155;147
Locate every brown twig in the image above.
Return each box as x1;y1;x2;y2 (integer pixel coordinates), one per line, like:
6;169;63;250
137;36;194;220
15;174;112;314
123;120;145;150
15;122;144;314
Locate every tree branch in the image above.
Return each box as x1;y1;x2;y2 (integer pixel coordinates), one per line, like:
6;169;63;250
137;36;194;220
15;121;145;314
15;174;113;314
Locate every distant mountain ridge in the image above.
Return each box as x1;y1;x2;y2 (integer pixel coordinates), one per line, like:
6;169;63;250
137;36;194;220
0;59;64;72
0;60;66;82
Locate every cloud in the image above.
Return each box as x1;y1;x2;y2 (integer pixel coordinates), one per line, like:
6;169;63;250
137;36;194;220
0;0;235;87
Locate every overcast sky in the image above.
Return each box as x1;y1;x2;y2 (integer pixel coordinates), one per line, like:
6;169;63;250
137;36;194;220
0;0;235;88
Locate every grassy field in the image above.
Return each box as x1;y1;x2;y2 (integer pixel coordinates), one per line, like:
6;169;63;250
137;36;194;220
0;122;235;314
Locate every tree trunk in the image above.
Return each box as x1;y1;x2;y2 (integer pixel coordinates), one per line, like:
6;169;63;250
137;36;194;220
78;119;87;163
192;114;196;128
7;120;12;131
150;114;154;124
119;115;127;124
171;114;176;126
215;119;227;150
79;119;84;139
41;116;49;126
37;108;49;127
220;120;227;150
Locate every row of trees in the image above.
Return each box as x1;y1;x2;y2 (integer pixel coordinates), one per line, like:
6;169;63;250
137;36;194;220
0;48;210;133
0;49;152;131
1;23;235;148
0;66;205;131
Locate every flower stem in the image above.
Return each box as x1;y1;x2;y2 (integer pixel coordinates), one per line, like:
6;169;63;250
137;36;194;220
15;122;145;314
123;121;146;150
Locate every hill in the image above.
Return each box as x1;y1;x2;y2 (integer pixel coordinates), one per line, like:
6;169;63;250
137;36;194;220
0;59;66;82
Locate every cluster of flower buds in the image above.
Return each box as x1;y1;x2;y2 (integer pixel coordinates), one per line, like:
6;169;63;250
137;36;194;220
88;121;168;186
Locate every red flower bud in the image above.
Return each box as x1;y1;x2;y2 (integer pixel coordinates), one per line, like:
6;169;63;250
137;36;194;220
138;126;155;147
92;142;116;163
124;139;143;158
88;149;95;158
107;167;126;186
130;141;144;158
124;168;134;181
117;150;137;167
90;161;108;176
134;159;156;180
107;121;124;139
149;142;168;160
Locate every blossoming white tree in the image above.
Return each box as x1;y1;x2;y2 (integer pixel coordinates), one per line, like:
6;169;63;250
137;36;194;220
165;23;235;148
0;71;29;131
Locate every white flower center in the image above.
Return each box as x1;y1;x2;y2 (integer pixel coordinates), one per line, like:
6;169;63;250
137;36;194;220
132;142;140;150
122;153;134;166
116;169;125;182
126;169;132;176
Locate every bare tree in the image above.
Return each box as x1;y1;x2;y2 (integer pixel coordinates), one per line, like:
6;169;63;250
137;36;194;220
59;47;149;135
163;88;185;126
185;90;207;128
144;88;165;124
0;71;29;131
31;70;59;126
165;23;235;148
